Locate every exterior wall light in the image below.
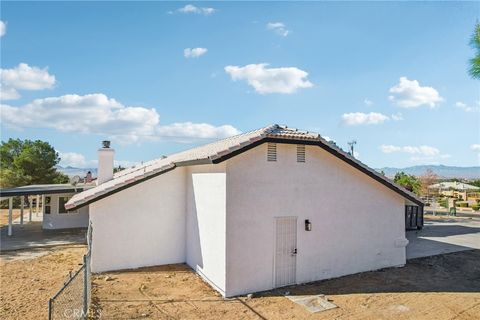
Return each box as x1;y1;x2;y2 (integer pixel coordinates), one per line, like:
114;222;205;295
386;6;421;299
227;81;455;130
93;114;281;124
305;219;312;231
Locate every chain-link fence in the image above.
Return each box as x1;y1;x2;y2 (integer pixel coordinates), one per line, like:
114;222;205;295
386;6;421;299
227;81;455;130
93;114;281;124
48;225;92;320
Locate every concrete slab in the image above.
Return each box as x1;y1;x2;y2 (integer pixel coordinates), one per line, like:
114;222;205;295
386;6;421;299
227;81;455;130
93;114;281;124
0;222;86;251
407;218;480;259
286;294;338;313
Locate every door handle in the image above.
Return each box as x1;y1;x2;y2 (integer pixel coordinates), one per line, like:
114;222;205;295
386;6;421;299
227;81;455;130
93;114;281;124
291;248;297;255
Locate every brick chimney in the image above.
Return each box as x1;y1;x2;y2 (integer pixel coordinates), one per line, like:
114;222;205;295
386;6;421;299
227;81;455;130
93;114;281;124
97;140;114;185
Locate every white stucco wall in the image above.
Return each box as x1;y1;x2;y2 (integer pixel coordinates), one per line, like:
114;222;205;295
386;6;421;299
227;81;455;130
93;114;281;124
225;143;407;297
89;168;186;273
185;164;227;295
42;193;89;229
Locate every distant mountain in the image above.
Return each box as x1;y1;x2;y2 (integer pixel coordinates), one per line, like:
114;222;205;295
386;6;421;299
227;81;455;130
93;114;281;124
56;165;97;178
377;165;480;179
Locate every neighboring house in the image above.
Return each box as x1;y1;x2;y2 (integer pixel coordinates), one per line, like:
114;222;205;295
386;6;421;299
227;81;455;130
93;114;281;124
66;124;423;298
0;184;93;234
429;181;480;201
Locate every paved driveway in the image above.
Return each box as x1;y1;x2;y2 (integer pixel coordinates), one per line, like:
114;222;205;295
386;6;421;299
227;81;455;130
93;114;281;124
406;216;480;259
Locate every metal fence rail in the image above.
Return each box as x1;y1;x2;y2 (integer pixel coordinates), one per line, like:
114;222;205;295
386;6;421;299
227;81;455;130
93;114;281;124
48;225;92;320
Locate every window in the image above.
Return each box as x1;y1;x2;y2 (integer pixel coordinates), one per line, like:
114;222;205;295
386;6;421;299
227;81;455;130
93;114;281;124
297;145;306;163
44;196;51;214
58;197;76;214
267;143;277;162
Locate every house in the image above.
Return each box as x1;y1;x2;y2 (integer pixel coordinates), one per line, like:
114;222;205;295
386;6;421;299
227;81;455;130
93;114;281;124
66;124;423;297
429;181;480;201
0;183;93;235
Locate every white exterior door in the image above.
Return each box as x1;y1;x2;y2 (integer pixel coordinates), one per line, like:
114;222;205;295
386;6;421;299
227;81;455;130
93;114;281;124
274;216;297;288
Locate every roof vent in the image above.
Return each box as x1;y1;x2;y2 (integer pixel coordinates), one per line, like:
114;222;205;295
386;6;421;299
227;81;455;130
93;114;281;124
267;143;277;162
297;145;306;163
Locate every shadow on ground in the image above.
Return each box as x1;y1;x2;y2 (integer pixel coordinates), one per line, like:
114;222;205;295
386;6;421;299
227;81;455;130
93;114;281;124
0;222;86;251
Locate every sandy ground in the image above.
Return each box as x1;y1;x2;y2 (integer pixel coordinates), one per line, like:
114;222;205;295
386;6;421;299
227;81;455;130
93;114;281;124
0;245;87;320
0;209;23;226
91;250;480;320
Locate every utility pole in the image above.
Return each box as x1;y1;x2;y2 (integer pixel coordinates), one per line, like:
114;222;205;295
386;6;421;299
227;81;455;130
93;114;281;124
348;140;357;158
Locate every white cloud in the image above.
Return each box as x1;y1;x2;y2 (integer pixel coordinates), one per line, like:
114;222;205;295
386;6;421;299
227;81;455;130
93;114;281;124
341;112;390;126
391;113;404;121
1;63;56;90
0;84;20;100
364;99;373;107
224;63;313;94
58;151;88;168
388;77;443;108
471;144;480;152
266;22;290;37
0;63;56;100
456;101;480;113
0;21;6;37
380;144;450;163
1;93;240;144
184;47;208;58
59;151;140;168
157;122;241;140
380;144;440;156
175;4;216;15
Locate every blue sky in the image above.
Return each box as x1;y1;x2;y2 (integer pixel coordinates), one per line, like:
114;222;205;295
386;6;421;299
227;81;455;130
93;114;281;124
1;1;479;169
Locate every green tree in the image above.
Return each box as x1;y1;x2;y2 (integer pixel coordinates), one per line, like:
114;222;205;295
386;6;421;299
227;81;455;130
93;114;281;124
469;22;480;79
394;171;421;195
471;179;480;188
0;139;69;188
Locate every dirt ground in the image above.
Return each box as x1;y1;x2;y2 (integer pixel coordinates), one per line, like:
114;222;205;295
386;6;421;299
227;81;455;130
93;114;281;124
91;250;480;320
0;245;87;320
0;209;23;226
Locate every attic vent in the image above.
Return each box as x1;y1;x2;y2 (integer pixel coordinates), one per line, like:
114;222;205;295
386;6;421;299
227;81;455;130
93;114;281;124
267;143;277;162
297;145;306;163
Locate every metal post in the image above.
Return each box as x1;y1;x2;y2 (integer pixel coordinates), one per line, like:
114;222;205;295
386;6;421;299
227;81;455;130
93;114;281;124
29;197;32;222
36;195;40;217
83;255;88;317
41;195;45;216
8;197;13;236
20;196;24;225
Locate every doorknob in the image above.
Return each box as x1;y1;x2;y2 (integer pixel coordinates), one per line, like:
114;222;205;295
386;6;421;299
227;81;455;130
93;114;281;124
292;248;297;255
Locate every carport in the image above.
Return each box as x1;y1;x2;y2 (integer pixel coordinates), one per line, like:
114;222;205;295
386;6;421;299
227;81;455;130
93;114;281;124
0;184;92;236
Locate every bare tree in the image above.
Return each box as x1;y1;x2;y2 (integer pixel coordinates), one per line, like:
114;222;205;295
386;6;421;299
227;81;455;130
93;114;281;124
419;169;438;197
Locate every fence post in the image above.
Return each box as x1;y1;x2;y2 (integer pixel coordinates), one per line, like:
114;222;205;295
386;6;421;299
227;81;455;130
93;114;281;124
83;255;88;318
48;298;53;320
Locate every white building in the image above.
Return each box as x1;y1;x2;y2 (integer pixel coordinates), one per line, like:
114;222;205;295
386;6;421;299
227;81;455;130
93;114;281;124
67;124;423;297
0;184;91;234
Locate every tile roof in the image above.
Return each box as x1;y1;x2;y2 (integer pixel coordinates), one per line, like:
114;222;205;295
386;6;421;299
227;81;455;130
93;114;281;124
66;124;423;210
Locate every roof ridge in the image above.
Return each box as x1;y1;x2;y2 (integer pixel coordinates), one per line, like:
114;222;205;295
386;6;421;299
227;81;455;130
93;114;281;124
66;123;424;210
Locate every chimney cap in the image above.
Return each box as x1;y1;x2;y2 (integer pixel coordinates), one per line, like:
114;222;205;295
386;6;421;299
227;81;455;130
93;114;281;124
102;140;111;148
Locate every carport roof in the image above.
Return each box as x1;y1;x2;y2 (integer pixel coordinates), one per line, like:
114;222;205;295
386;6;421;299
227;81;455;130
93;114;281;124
66;124;424;210
0;183;94;198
